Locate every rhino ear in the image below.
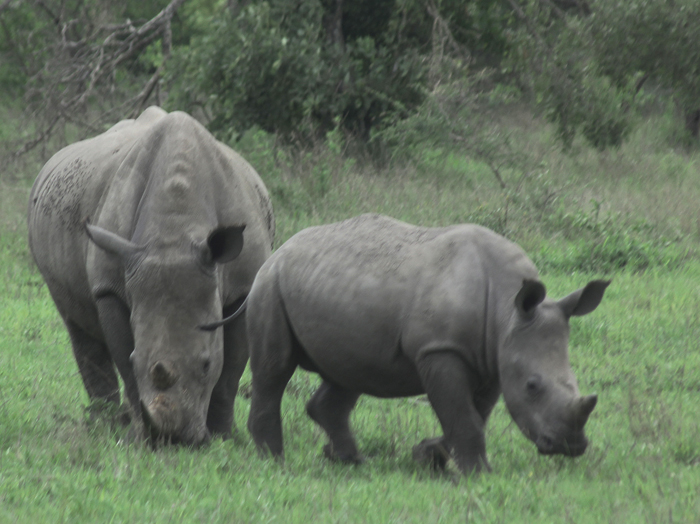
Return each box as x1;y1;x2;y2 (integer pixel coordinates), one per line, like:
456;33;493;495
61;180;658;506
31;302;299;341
558;279;611;318
86;222;143;259
515;279;547;318
207;224;246;264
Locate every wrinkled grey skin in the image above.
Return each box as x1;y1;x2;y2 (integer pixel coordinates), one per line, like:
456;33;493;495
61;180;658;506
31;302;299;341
246;214;608;474
28;107;274;446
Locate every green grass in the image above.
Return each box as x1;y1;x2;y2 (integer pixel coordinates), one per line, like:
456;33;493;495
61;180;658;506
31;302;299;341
1;110;699;522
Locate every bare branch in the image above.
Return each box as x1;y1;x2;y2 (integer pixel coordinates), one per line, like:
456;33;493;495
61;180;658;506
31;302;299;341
15;0;191;157
129;65;165;118
33;0;60;27
13;115;61;157
540;0;567;20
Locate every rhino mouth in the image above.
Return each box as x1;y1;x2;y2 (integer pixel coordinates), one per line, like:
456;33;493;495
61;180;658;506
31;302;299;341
535;433;588;457
140;399;210;447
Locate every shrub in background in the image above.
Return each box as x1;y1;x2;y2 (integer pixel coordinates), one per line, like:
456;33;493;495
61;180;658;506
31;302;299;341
166;0;425;142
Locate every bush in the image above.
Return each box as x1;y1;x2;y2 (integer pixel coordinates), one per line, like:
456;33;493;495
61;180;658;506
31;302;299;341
541;68;635;151
166;0;425;142
508;2;636;151
370;66;526;176
508;0;700;149
534;205;686;274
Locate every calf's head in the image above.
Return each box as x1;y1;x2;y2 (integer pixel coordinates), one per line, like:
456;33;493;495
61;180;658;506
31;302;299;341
499;279;610;457
87;223;245;445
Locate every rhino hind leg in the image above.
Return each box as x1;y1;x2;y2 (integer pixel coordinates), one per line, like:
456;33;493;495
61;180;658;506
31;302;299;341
65;320;122;419
306;381;362;464
247;361;296;457
247;291;299;458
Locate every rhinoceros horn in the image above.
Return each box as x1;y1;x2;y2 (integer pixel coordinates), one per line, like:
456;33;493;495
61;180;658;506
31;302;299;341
198;295;248;332
573;394;598;426
85;222;144;259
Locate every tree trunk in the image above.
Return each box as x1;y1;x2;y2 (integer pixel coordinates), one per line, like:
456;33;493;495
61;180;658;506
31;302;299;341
323;0;345;49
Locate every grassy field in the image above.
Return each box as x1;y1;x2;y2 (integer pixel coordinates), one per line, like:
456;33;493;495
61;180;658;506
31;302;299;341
1;107;699;522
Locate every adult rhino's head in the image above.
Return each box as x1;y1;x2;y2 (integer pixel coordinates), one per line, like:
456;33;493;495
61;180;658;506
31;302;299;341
499;279;610;457
86;222;246;446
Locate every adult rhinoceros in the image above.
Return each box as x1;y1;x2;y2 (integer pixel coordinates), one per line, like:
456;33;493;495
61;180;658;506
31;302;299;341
246;214;608;474
28;107;274;445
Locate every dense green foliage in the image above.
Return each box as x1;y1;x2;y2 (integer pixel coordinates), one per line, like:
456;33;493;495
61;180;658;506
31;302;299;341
508;0;700;149
2;0;698;149
167;0;426;141
165;0;520;141
591;0;700;118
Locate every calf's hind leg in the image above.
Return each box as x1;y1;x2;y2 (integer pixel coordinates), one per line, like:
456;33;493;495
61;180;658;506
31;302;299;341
306;381;362;463
247;289;298;458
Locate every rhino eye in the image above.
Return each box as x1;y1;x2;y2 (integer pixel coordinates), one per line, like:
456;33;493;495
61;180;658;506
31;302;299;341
526;375;543;396
202;358;211;375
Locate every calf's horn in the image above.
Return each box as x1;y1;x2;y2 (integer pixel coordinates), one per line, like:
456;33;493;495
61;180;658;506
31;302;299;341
574;394;598;426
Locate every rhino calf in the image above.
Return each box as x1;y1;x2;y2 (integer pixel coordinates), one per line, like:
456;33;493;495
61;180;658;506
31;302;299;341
246;214;608;474
28;107;274;445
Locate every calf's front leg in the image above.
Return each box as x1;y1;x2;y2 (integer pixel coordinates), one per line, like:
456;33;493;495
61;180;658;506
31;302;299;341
415;349;491;475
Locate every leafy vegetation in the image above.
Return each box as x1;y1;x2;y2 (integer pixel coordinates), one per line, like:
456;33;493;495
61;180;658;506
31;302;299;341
509;0;700;149
4;0;697;153
167;0;427;142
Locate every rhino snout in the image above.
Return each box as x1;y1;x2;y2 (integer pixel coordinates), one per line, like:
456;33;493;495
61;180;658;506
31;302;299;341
142;395;182;435
535;433;589;456
140;396;210;446
535;394;597;457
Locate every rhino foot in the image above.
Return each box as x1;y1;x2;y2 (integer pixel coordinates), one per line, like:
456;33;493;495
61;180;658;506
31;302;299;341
85;400;132;429
413;437;451;471
323;443;365;464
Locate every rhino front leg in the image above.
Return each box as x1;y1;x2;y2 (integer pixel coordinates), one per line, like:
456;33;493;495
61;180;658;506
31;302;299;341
306;381;362;463
95;296;141;424
416;350;491;475
65;319;120;409
207;309;249;438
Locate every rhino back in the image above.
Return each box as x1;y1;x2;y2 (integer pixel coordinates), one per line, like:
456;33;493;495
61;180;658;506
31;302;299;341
270;214;537;396
28;108;170;334
28;107;273;336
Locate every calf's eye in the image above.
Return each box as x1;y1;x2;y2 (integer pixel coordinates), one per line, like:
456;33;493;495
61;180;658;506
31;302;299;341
525;374;542;396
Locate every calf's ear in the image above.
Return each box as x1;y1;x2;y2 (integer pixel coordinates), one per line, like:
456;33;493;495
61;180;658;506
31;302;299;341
515;279;547;319
558;280;611;317
207;224;246;264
